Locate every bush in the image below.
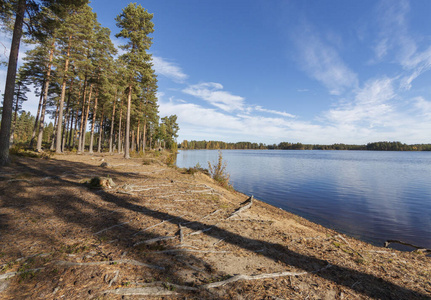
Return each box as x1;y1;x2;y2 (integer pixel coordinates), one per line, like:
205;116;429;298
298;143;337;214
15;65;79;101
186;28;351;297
208;151;231;188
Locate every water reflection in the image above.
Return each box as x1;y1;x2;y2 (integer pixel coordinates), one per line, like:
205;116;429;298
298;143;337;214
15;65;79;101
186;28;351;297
177;150;431;249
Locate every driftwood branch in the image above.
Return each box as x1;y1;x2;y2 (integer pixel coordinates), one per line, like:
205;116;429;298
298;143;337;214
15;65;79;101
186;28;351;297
384;240;431;252
227;196;253;219
56;259;164;270
133;236;176;247
0;268;44;281
179;225;184;244
201;264;332;289
94;222;129;235
148;249;230;254
133;215;185;236
189;226;215;236
108;270;119;287
104;281;199;296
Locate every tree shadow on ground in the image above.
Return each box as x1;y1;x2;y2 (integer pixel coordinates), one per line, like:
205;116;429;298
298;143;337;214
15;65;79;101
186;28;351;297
0;156;429;299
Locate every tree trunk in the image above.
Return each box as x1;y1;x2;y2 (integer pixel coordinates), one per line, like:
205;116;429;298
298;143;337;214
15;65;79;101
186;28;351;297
36;42;54;152
72;107;79;150
62;80;73;152
136;119;140;152
50;105;59;151
0;0;26;165
97;108;104;153
77;82;87;153
124;85;132;159
118;96;123;153
109;91;117;154
56;35;72;153
9;84;21;146
132;130;136;153
81;85;92;152
29;83;44;148
142;120;147;153
149;133;152;151
67;108;74;150
89;94;98;153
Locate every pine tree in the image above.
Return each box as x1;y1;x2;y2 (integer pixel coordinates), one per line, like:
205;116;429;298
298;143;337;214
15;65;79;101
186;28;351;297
0;0;88;164
115;3;154;159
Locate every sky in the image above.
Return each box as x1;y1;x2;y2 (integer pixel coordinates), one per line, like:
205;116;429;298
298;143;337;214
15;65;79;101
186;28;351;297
1;0;431;145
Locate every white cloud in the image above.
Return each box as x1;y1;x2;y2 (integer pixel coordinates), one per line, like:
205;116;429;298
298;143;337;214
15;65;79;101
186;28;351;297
325;77;395;126
182;82;245;112
152;56;188;83
373;0;431;90
414;97;431;119
254;105;296;118
293;23;358;95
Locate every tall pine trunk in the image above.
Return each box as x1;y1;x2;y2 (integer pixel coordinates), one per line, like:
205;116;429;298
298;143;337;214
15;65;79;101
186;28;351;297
77;81;87;153
56;35;72;153
124;85;132;159
143;120;147;153
9;84;21;146
97;108;104;153
36;43;54;152
29;83;44;148
0;0;26;165
118;97;123;153
50;105;59;151
89;95;98;153
81;85;93;152
109;92;117;153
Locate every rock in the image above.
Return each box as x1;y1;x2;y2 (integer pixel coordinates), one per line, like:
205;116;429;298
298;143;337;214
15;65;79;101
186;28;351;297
100;162;110;168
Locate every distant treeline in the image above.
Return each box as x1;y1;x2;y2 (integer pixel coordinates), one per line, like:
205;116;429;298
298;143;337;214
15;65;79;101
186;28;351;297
179;140;431;151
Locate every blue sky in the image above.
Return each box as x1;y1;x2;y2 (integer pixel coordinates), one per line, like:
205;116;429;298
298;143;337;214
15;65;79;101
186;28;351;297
1;0;431;144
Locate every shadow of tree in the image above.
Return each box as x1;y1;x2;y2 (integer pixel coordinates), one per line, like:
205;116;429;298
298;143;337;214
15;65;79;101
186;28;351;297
0;156;429;299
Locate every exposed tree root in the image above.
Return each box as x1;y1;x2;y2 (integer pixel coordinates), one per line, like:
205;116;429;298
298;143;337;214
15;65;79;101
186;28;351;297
227;196;253;219
133;214;185;236
179;224;184;244
94;222;130;235
133;236;176;247
0;268;44;281
201;264;332;288
148;249;230;254
56;259;164;270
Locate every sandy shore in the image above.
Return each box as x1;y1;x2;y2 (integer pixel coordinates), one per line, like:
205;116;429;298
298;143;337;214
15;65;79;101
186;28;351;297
0;152;429;299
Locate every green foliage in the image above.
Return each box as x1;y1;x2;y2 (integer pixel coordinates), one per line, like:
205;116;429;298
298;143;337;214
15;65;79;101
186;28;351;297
180;140;431;151
208;151;231;189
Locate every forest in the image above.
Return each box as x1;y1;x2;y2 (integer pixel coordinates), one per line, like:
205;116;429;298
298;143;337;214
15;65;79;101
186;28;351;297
0;0;179;165
180;140;431;151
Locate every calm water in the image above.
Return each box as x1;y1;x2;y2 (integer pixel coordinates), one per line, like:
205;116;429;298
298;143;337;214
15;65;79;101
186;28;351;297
176;150;431;249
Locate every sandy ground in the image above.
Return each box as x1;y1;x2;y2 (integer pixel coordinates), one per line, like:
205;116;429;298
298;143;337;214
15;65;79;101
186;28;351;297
0;152;430;299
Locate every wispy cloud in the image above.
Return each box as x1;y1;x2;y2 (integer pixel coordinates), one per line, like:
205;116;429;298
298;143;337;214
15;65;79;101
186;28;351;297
373;0;431;90
293;23;358;95
325;77;395;126
152;56;188;83
254;105;296;118
182;82;245;112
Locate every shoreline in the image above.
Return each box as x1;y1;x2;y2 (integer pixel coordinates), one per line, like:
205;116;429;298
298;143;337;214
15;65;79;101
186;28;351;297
177;149;431;252
0;152;429;299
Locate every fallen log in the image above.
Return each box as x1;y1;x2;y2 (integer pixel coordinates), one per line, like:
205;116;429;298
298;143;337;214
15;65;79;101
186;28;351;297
384;240;431;252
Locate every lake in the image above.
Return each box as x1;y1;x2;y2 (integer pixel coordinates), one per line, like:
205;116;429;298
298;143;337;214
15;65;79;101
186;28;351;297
176;150;431;250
